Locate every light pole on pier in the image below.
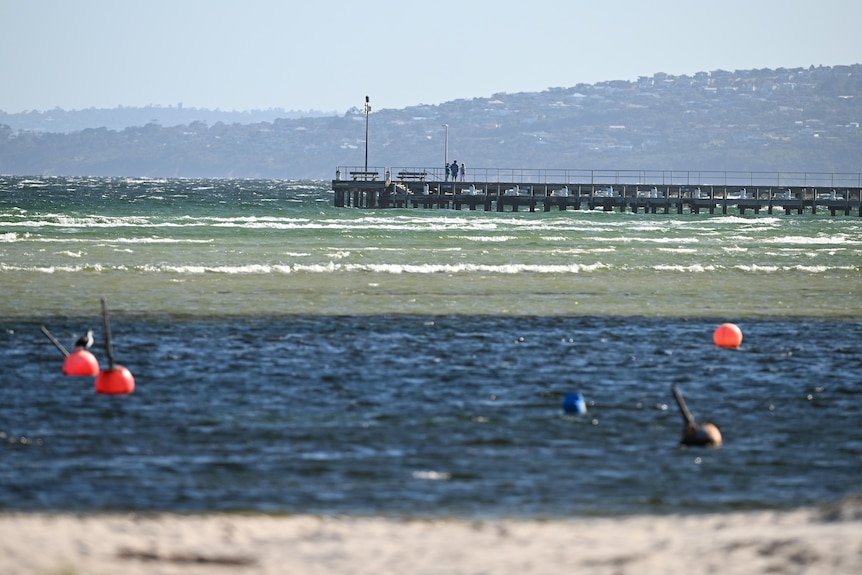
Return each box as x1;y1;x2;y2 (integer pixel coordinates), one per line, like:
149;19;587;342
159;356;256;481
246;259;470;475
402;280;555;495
442;123;449;173
364;96;371;173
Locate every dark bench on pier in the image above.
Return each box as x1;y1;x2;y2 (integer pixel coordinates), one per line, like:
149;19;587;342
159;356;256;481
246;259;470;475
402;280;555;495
397;171;428;181
349;171;379;180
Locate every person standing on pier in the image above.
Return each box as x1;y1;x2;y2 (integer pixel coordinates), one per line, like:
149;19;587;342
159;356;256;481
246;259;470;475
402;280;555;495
445;162;451;181
450;160;459;184
460;162;466;181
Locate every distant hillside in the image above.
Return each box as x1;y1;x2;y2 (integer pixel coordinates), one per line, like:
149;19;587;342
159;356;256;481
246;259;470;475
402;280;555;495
1;65;860;179
0;106;337;133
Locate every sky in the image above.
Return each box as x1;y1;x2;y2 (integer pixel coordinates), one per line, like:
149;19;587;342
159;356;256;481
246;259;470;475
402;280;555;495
2;0;861;115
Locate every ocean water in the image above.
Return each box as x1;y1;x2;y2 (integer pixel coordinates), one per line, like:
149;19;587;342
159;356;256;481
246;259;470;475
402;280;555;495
1;176;861;517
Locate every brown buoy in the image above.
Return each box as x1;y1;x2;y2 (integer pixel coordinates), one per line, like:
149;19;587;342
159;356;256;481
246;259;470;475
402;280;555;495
671;384;722;447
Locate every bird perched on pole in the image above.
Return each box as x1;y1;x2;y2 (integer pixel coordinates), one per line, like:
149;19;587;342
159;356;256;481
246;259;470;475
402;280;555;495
75;329;94;350
671;384;722;447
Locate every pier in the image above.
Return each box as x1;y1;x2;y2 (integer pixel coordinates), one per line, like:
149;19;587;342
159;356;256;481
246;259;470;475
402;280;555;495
332;167;862;216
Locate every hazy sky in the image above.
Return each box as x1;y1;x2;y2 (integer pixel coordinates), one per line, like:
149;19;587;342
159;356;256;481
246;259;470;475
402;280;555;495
2;0;860;114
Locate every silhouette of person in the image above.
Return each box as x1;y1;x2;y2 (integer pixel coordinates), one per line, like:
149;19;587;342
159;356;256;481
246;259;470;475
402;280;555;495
460;162;466;181
450;160;459;184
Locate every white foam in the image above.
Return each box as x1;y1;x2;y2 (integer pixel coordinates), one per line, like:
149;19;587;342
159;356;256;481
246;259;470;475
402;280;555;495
656;247;700;254
734;264;781;272
653;264;716;272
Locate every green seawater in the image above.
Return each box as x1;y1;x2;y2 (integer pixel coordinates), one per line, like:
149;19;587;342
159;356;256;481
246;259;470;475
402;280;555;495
1;176;860;319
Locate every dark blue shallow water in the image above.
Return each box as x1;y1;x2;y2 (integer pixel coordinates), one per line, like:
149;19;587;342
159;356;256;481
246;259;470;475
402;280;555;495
2;315;861;517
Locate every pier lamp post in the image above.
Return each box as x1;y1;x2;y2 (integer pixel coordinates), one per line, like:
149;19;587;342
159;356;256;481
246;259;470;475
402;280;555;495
364;96;371;173
442;123;449;175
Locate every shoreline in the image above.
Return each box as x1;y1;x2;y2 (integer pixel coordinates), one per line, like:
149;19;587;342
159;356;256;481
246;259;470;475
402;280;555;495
2;500;861;575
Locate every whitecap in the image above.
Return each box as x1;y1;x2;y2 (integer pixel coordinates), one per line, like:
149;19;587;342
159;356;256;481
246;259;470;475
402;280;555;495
653;264;715;272
734;264;780;272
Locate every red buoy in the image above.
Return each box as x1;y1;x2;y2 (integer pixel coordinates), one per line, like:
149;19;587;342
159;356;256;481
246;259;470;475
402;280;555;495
713;323;743;348
94;365;135;395
62;349;100;376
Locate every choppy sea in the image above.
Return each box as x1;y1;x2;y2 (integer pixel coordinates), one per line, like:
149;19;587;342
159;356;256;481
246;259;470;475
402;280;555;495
1;176;860;517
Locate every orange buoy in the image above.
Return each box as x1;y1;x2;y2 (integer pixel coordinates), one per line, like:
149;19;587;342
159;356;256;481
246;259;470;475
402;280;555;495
94;365;135;395
713;322;743;348
62;349;100;376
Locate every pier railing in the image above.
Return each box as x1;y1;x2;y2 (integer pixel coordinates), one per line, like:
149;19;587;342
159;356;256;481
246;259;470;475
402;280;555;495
336;166;862;189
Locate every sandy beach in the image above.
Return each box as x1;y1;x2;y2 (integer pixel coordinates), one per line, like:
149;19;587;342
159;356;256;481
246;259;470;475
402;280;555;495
2;497;861;575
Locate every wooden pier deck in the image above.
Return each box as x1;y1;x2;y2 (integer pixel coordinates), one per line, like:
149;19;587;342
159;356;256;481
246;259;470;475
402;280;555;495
332;167;862;216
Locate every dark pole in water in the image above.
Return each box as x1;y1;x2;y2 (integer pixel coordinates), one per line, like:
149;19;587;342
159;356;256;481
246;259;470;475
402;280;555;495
672;384;697;429
364;95;371;173
40;326;70;358
101;298;115;370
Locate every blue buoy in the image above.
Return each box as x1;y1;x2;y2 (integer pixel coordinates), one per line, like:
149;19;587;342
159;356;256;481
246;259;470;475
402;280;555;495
562;393;587;414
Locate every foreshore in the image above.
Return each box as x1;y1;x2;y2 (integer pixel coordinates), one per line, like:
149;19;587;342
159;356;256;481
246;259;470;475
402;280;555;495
2;498;861;575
